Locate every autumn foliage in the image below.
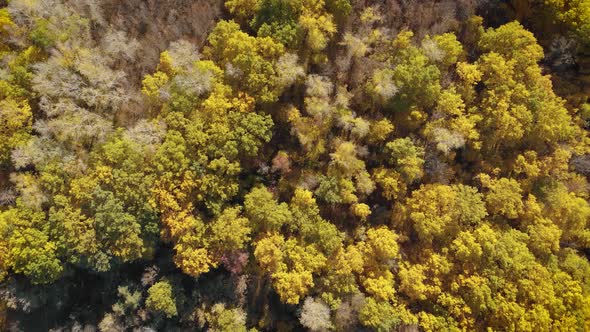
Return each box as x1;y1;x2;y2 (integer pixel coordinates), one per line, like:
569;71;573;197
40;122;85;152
1;0;590;330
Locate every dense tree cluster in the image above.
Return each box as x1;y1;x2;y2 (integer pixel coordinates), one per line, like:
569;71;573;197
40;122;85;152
1;0;590;331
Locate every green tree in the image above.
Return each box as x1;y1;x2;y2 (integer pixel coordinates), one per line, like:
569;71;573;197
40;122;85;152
205;20;285;103
386;31;442;110
359;297;400;332
543;0;590;44
196;303;248;332
254;233;326;304
289;188;344;255
245;186;293;233
479;175;524;220
209;206;251;255
0;205;63;284
385;138;425;183
146;280;178;318
0;98;32;165
475;22;577;157
542;183;590;247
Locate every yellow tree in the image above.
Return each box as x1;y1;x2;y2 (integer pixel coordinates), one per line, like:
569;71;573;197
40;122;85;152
205;20;285;103
254;233;326;304
405;184;486;245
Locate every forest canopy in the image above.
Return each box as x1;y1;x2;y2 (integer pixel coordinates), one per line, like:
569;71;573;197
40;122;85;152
1;0;590;331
